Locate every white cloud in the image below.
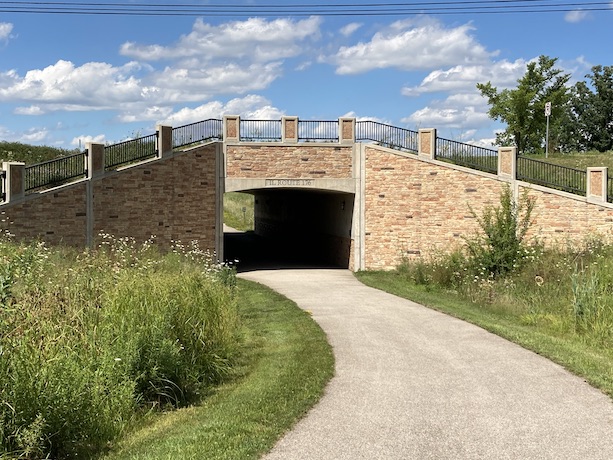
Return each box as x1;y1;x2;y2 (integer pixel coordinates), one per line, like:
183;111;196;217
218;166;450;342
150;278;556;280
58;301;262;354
329;17;495;75
342;111;391;124
14;105;45;115
71;134;106;148
0;125;11;140
399;58;528;134
565;10;589;23
161;95;285;127
0;60;143;110
117;106;173;123
340;23;362;37
150;62;283;101
0;23;13;43
402;103;490;131
120;16;321;64
402;59;527;96
20;128;49;143
0;17;320;121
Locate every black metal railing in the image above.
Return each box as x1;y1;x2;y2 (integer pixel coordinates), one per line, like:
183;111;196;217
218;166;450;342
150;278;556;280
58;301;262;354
7;117;612;206
298;120;339;142
356;121;418;153
517;156;586;196
105;132;158;170
435;137;498;174
240;119;282;142
173;119;222;149
24;151;88;193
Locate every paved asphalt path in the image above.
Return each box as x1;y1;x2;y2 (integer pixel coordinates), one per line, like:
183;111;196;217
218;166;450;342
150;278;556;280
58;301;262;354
238;269;613;460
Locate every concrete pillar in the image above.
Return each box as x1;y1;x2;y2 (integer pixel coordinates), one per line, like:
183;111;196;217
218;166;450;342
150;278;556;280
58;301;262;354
2;162;25;203
587;167;608;203
157;125;173;158
215;143;224;262
497;146;517;179
339;117;356;144
282;116;299;143
223;115;240;142
87;143;105;179
418;129;436;160
85;142;106;248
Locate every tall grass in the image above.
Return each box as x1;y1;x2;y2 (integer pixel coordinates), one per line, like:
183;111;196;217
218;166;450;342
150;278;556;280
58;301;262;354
0;234;239;459
395;187;613;347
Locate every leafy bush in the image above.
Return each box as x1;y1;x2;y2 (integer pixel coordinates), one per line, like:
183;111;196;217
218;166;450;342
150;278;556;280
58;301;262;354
465;185;535;278
0;235;239;459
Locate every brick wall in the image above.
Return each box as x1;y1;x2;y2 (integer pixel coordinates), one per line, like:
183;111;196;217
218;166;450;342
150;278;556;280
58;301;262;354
226;144;353;179
363;145;613;269
0;182;88;245
93;144;218;248
0;143;219;252
521;185;613;245
5;133;613;271
364;145;505;269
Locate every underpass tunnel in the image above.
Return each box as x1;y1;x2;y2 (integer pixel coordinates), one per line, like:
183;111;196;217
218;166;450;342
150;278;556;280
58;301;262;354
223;189;355;271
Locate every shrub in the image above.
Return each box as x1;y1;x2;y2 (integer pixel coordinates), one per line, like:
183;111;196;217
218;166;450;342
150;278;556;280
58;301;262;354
465;185;535;278
0;236;239;459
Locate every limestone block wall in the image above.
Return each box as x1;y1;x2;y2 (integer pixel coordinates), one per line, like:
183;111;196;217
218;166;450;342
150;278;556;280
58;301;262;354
363;145;505;270
93;144;219;248
0;143;220;252
521;185;613;245
363;144;613;270
226;144;353;179
0;182;88;245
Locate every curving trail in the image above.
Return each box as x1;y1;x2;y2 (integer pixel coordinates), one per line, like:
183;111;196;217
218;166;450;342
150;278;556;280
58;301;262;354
239;269;613;460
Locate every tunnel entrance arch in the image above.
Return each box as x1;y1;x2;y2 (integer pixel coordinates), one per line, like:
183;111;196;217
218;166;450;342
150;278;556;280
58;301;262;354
223;186;357;271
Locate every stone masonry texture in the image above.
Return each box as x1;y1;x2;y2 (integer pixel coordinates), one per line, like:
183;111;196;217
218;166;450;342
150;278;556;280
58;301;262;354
93;144;217;249
364;145;613;269
364;145;503;269
3;139;613;270
226;145;353;178
0;182;88;245
0;143;218;252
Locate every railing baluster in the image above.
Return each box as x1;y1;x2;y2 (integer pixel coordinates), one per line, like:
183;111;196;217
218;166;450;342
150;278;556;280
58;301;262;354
239;120;282;141
434;137;498;174
24;151;88;193
172;119;223;148
517;156;586;196
298;120;339;142
355;121;418;153
105;133;158;170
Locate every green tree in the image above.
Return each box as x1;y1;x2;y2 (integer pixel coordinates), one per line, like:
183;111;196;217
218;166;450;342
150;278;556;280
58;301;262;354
562;65;613;152
477;55;570;155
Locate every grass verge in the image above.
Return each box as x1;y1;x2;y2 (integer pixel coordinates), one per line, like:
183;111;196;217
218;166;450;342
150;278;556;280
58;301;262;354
224;192;254;232
101;278;334;460
355;271;613;399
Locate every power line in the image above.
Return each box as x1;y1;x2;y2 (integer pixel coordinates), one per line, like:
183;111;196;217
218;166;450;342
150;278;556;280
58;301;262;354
0;0;610;16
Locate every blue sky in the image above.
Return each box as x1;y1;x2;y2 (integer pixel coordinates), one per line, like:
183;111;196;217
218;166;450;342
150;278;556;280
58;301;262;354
0;1;611;149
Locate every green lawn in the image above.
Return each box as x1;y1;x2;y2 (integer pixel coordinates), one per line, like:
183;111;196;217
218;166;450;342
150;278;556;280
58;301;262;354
101;279;334;460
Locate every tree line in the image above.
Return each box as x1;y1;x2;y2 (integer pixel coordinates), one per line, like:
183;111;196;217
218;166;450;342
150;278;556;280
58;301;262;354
477;56;613;155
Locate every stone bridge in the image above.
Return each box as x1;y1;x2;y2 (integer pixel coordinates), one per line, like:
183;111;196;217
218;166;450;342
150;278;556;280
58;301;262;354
2;116;613;270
